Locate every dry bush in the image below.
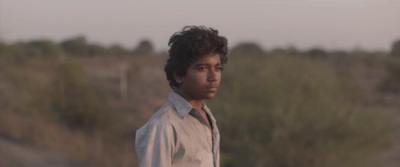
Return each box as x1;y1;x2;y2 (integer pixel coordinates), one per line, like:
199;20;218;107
209;55;395;167
53;60;118;131
0;58;135;166
378;58;400;93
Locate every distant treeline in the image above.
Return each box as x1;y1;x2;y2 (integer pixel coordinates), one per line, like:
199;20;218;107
0;36;156;59
0;36;399;59
230;39;400;58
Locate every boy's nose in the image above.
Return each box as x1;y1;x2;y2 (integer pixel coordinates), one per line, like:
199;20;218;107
207;69;218;81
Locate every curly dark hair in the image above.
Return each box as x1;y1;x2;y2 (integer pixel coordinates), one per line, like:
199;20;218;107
164;26;228;89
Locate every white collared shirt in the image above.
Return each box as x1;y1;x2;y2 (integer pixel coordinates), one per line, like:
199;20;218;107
135;91;220;167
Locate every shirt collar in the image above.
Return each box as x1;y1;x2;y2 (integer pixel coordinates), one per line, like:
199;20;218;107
168;91;194;119
202;104;216;123
168;91;215;122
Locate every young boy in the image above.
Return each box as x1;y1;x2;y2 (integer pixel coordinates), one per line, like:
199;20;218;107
135;26;228;167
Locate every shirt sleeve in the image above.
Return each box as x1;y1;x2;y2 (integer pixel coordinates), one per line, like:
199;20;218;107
135;122;175;167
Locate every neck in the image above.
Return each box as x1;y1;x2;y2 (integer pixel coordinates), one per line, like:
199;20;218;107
175;90;203;111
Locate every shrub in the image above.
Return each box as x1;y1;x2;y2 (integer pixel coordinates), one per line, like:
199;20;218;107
230;42;264;57
109;44;130;56
307;48;328;59
209;55;393;167
0;40;62;64
378;59;400;93
390;39;400;57
27;39;63;58
133;39;154;56
53;60;117;130
60;36;88;56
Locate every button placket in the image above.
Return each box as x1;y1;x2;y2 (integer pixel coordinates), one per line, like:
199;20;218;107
189;109;213;150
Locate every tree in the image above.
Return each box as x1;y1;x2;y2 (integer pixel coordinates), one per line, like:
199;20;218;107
230;42;264;56
87;43;107;56
390;39;400;57
109;44;129;56
60;36;88;56
308;48;328;59
133;39;154;56
378;61;400;93
27;39;62;58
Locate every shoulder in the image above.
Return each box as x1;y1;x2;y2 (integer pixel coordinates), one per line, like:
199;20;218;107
150;102;181;125
137;102;180;134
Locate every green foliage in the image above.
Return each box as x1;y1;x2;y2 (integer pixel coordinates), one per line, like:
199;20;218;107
390;39;400;57
0;59;60;145
59;36;130;56
0;61;53;116
230;42;264;56
0;58;127;166
0;37;155;58
109;44;130;56
87;43;108;56
269;46;299;56
209;55;393;167
133;39;154;56
27;39;63;58
0;40;62;63
60;36;88;56
307;48;328;59
378;59;400;93
0;42;27;63
53;60;117;130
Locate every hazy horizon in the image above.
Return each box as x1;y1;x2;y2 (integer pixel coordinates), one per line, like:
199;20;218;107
1;0;399;52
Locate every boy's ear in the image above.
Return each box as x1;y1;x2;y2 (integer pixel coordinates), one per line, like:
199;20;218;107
173;71;183;84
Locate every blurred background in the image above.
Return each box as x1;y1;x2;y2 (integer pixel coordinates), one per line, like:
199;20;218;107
0;0;400;167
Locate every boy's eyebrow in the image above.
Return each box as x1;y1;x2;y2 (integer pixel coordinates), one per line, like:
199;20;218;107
194;63;209;66
193;63;222;66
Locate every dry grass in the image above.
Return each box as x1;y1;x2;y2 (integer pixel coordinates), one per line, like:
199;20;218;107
0;53;399;167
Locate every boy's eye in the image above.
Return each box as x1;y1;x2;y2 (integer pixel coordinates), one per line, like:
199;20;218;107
195;65;223;72
197;66;208;71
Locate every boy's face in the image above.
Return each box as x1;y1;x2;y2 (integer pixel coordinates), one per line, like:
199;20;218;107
175;53;223;100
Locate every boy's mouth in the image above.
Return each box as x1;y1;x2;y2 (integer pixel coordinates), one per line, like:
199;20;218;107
206;86;218;92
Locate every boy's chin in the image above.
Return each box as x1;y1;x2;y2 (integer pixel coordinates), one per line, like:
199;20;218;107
204;93;217;100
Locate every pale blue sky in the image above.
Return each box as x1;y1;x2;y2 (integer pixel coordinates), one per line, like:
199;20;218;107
1;0;399;51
